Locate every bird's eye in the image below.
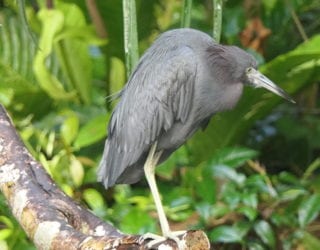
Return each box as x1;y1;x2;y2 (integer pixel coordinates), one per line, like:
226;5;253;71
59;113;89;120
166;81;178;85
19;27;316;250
246;67;253;74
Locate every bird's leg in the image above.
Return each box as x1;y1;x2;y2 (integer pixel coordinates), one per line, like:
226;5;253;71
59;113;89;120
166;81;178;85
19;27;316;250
142;143;186;249
144;143;169;234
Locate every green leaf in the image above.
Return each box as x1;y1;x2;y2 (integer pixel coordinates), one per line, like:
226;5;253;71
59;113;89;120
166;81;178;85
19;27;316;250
303;158;320;181
69;156;84;186
195;202;212;221
33;2;105;104
235;221;252;238
109;57;126;96
33;9;76;100
241;192;258;208
83;188;107;217
209;147;258;168
221;182;241;208
128;195;152;210
0;87;14;106
253;220;276;249
210;203;231;219
74;114;110;148
157;146;189;180
271;212;296;228
262;0;277;13
119;207;156;235
167;196;193;221
83;188;105;210
195;163;217;203
210;225;244;243
212;165;246;185
0;216;13;240
237;206;257;221
61;113;79;146
210;222;250;243
280;188;307;202
247;241;265;250
0;13;52;118
244;174;270;193
298;194;320;228
0;216;13;228
278;171;301;185
301;231;320;249
0;229;12;241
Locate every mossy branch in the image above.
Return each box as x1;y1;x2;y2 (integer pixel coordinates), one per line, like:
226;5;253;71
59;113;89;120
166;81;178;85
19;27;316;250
0;105;209;250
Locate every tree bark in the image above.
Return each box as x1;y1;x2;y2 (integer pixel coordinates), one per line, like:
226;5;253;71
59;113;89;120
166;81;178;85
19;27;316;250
0;105;210;250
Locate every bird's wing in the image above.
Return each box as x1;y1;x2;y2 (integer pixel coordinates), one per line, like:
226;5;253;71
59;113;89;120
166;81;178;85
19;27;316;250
98;46;197;187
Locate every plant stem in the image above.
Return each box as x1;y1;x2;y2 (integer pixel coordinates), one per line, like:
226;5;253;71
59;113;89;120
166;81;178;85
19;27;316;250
86;0;107;39
213;0;222;43
181;0;192;28
303;158;320;180
122;0;139;77
290;8;308;41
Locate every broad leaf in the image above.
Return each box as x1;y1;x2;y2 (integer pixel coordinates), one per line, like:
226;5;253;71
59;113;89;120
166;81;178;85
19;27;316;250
210;225;243;243
298;194;320;228
74;114;109;148
208;147;258;168
301;231;320;249
60;112;79;146
254;220;276;249
33;9;76;100
69;156;84;186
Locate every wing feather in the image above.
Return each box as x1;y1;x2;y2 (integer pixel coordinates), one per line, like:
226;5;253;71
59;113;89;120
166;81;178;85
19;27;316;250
98;46;197;187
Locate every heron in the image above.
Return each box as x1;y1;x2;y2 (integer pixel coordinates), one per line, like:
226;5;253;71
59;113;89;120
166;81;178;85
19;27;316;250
98;28;294;248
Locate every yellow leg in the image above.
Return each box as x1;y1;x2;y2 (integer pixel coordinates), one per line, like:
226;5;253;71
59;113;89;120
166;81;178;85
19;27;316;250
143;143;186;249
144;143;170;235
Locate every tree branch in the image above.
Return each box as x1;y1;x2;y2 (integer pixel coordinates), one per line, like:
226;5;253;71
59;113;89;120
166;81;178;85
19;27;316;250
0;105;210;250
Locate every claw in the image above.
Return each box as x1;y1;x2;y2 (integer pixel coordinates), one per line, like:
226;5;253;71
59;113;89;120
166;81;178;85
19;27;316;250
139;232;164;244
140;231;187;249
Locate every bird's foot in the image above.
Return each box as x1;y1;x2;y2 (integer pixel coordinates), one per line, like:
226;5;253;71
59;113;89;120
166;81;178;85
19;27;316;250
140;231;187;249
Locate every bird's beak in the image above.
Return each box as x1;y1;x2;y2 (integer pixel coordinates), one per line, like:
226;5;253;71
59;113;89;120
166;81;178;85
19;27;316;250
246;68;295;103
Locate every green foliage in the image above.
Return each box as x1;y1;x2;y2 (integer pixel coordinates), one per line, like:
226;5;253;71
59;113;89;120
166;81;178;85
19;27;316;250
32;1;105;103
198;149;320;249
74;113;109;149
0;1;319;249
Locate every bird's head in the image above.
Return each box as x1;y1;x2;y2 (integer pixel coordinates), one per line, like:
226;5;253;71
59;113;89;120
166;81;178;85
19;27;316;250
231;46;295;103
207;44;295;103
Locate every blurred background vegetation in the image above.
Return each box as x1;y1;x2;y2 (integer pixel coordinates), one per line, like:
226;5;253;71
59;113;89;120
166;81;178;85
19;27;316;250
0;0;320;249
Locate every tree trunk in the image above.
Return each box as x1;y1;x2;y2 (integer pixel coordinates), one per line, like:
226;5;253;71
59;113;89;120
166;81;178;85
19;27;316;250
0;105;210;250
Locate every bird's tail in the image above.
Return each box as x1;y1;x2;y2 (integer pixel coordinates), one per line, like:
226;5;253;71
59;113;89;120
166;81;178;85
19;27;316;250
97;141;115;188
